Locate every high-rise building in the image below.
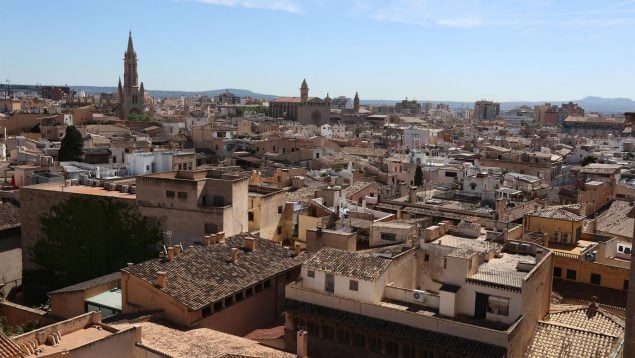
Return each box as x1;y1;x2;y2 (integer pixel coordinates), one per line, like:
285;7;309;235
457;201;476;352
473;100;500;121
117;32;145;120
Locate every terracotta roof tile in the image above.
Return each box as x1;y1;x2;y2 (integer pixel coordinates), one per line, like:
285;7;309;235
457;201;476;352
123;235;303;310
527;207;585;222
304;247;391;281
0;332;23;358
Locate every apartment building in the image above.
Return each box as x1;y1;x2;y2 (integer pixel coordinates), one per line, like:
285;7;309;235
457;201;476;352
284;228;553;357
136;169;249;246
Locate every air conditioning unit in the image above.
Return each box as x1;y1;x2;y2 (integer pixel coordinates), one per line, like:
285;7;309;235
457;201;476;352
413;290;426;303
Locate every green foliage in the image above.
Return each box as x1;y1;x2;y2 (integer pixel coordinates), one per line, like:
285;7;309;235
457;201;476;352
127;113;151;122
235;106;269;117
24;196;163;304
581;155;598;166
0;316;39;336
58;125;84;162
414;165;423;187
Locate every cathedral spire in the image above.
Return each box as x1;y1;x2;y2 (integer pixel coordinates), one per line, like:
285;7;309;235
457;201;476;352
127;31;135;54
354;91;360;112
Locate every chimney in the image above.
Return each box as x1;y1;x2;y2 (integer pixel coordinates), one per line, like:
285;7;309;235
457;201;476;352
174;245;182;256
156;271;167;288
409;186;417;204
296;330;308;358
245;237;256;251
396;208;402;220
205;235;212;246
217;231;226;243
167;246;175;261
294;243;301;256
231;248;239;262
126;262;134;267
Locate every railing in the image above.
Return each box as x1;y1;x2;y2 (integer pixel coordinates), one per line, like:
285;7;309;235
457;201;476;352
552;251;581;260
286;282;516;348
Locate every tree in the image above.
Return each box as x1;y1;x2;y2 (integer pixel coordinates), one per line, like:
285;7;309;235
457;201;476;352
127;113;150;121
24;196;163;303
414;165;424;187
58;125;84;161
581;155;598;166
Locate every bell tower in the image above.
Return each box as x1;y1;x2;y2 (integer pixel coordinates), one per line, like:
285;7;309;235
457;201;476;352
300;79;309;102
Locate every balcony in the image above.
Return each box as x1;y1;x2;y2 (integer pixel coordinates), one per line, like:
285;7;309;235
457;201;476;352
286;280;519;349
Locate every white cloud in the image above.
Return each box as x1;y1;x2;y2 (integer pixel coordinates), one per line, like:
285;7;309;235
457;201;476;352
192;0;302;13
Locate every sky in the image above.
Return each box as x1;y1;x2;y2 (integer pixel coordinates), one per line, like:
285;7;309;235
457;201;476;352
2;0;635;101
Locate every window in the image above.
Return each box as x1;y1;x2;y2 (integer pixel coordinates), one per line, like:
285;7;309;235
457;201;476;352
166;190;175;198
349;280;358;291
625;280;629;291
590;273;601;285
178;192;187;199
277;226;282;235
424;254;430;262
566;269;577;280
307;270;315;278
443;257;448;269
204;223;218;234
487;296;510;316
278;206;283;214
381;232;397;241
248;212;254;221
553;267;562;278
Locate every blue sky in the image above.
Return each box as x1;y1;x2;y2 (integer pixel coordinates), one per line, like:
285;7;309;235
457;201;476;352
2;0;635;101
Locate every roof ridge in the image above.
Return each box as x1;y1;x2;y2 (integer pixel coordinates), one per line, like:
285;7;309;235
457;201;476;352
539;319;621;338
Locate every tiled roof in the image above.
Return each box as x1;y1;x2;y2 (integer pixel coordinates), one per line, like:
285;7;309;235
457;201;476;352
48;272;120;294
526;304;624;358
285;299;506;358
271;97;302;103
304;247;391;281
0;332;23;358
467;270;524;291
341;147;387;157
548;307;624;337
112;321;293;358
596;200;634;239
123;235;303;310
527;207;585;222
526;322;619;358
341;181;375;198
579;163;622;175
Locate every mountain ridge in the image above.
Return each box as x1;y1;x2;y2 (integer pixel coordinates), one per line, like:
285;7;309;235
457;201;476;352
70;86;634;113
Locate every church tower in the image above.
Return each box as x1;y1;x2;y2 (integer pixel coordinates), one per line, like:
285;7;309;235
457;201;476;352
300;79;309;102
353;91;360;112
118;32;145;120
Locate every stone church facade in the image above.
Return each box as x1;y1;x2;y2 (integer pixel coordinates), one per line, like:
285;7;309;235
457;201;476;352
269;79;330;126
117;32;145;120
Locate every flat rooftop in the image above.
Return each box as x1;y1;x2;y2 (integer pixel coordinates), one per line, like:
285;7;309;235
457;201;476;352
21;181;136;200
431;234;495;254
24;326;113;357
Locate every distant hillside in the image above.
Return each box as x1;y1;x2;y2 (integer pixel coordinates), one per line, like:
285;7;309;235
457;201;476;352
71;86;278;101
71;86;634;114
